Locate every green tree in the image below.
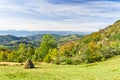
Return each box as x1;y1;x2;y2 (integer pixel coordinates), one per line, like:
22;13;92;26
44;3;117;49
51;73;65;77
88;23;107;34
34;48;41;61
27;45;34;59
0;51;7;61
17;43;27;62
39;34;57;61
43;48;59;63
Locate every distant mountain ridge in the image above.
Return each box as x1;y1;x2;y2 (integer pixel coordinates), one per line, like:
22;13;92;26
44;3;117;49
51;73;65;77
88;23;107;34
0;30;91;37
0;35;32;46
0;34;83;49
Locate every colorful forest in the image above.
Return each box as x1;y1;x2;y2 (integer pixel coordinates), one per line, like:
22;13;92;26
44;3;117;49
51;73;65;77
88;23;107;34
0;20;120;65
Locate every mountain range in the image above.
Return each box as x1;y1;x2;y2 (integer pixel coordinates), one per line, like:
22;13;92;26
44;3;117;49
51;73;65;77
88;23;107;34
0;33;83;49
0;30;90;37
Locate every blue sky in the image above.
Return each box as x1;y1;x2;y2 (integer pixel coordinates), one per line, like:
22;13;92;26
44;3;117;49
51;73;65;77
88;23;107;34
0;0;120;32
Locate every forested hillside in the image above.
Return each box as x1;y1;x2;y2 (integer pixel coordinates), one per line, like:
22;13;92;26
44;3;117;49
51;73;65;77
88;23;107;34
70;20;120;64
0;20;120;64
0;34;81;49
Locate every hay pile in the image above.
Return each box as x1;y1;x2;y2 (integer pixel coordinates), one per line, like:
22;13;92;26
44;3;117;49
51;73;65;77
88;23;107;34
24;59;34;69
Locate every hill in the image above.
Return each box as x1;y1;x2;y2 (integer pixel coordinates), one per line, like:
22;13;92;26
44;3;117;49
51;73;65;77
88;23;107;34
0;35;32;45
63;19;120;64
0;34;82;49
27;34;62;42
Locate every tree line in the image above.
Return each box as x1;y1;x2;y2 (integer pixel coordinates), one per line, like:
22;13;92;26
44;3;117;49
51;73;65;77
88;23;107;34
0;21;120;65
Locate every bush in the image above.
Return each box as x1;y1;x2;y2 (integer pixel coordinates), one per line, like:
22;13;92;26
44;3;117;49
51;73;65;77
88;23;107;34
72;59;82;65
65;58;73;64
43;55;50;63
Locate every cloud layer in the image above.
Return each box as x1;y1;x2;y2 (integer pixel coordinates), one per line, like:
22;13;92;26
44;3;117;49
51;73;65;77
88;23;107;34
0;0;120;31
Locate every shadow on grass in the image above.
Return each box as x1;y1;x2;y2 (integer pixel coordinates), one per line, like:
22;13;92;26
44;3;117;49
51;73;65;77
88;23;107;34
34;66;42;69
24;66;42;69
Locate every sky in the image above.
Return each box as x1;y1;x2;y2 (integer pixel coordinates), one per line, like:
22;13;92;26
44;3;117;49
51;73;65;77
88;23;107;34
0;0;120;32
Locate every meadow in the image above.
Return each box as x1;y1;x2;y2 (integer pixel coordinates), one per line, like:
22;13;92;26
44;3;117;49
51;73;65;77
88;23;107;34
0;56;120;80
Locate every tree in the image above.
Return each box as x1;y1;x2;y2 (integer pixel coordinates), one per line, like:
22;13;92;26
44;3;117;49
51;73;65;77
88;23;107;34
34;48;41;61
0;51;7;61
17;43;27;62
43;48;59;63
85;41;103;63
59;41;75;57
27;45;34;59
39;34;57;61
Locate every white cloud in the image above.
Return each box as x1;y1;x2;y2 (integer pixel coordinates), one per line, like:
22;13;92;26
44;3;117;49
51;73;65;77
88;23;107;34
0;0;120;31
0;16;108;32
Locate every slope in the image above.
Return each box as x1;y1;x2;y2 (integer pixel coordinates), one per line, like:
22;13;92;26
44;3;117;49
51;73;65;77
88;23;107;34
76;19;120;63
59;19;120;64
0;35;32;46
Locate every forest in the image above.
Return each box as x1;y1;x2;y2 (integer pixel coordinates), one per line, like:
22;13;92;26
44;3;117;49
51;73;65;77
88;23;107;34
0;20;120;65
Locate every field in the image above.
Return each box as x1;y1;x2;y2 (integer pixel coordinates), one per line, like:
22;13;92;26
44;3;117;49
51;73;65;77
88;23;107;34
0;56;120;80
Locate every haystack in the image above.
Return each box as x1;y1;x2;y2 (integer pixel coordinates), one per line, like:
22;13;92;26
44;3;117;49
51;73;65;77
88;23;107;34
24;59;34;69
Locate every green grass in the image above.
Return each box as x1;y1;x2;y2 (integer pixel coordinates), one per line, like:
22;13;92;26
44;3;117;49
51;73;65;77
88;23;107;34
1;56;120;80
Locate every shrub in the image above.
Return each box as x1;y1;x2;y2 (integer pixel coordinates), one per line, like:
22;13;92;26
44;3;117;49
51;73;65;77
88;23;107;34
65;58;73;64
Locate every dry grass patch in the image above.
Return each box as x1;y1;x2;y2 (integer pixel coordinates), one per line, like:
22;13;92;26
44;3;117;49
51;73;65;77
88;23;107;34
0;62;24;66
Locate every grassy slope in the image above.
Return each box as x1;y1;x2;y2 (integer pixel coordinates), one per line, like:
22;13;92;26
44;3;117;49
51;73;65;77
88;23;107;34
0;56;120;80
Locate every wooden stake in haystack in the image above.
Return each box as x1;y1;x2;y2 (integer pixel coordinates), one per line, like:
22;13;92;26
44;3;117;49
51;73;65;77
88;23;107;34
24;58;34;69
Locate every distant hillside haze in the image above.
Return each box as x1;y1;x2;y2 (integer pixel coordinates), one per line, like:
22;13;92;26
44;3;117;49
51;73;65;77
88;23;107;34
0;34;82;48
0;30;91;37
